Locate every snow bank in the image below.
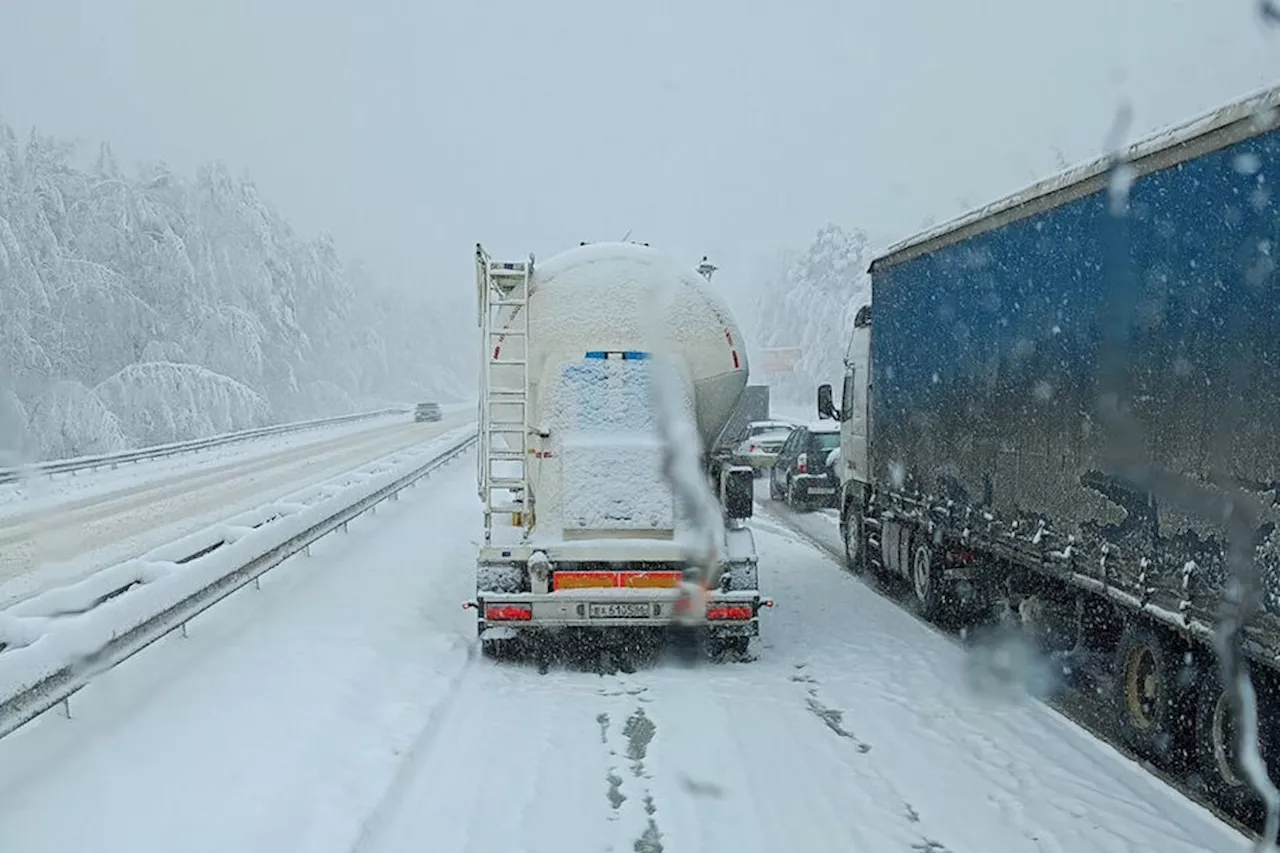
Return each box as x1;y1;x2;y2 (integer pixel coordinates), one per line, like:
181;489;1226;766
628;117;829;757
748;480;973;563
0;425;475;706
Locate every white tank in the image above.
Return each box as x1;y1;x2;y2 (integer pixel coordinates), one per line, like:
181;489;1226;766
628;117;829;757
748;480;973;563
488;242;749;540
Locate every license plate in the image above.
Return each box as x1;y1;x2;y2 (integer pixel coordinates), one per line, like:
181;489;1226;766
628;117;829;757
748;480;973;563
588;603;652;618
809;487;835;495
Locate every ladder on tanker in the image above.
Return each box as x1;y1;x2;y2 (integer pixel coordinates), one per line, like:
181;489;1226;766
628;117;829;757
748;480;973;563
476;244;534;545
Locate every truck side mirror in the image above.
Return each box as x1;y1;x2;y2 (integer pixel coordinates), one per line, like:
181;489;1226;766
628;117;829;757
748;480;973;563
817;384;836;420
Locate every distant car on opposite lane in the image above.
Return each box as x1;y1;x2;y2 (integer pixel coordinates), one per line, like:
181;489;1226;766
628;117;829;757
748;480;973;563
414;402;443;422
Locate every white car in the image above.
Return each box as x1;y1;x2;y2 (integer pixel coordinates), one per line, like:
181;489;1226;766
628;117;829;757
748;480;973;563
730;420;798;475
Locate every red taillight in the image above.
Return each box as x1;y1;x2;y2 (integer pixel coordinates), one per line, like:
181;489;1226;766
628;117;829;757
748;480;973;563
796;452;808;474
749;444;757;452
485;604;532;621
706;604;753;621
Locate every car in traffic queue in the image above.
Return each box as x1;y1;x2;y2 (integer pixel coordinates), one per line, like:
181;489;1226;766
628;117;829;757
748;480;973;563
769;422;841;509
728;419;798;476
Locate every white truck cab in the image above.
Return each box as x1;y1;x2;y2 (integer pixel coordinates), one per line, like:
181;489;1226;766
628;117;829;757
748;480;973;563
818;304;872;496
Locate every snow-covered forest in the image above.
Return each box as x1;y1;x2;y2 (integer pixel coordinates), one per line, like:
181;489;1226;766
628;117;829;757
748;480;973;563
0;124;471;464
745;223;872;407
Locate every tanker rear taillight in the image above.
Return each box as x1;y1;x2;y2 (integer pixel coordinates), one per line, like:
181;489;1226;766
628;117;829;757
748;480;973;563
485;604;533;621
706;604;754;621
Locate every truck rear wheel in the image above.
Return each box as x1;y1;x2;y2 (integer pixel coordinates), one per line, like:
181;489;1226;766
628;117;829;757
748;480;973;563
478;619;520;661
910;540;945;622
1113;620;1194;767
1193;669;1269;817
709;636;750;659
841;501;866;575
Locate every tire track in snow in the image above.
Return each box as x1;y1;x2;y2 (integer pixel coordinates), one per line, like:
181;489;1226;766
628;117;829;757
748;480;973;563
347;646;483;853
787;662;961;853
354;655;625;853
623;664;919;853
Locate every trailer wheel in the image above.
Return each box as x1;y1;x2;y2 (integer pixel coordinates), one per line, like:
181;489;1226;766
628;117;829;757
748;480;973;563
709;636;750;659
910;540;945;622
481;636;519;661
478;618;520;661
841;501;867;575
1193;670;1268;817
1113;620;1194;767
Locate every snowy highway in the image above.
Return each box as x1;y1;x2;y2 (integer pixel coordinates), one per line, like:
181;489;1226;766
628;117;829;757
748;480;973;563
0;409;473;607
0;450;1246;853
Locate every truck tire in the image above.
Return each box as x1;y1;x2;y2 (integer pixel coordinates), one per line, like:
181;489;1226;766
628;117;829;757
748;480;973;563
1193;669;1268;817
1113;620;1195;767
478;618;519;661
481;635;519;661
709;636;750;658
910;539;945;623
841;500;867;575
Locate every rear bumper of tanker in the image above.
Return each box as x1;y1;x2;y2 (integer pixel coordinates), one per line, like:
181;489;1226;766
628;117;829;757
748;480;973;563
468;590;768;637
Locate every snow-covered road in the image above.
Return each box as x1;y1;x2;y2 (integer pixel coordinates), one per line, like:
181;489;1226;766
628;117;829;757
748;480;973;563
0;452;1246;853
0;410;473;606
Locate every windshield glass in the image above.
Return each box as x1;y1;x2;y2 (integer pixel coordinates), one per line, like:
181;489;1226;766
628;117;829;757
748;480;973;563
812;432;841;452
1;6;1273;852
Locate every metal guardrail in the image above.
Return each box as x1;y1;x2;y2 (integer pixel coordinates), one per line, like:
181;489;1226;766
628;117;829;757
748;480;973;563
0;429;478;740
0;406;415;486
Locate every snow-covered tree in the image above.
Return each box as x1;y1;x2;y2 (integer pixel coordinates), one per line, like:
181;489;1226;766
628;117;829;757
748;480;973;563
0;386;29;465
94;362;270;446
745;223;872;407
0;118;472;460
26;380;126;459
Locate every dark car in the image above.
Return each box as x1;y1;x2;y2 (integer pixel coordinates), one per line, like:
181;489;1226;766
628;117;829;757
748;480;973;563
414;401;443;422
769;423;841;510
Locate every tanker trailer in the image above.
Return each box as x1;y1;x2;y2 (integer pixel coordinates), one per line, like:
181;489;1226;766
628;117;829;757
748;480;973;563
466;242;768;659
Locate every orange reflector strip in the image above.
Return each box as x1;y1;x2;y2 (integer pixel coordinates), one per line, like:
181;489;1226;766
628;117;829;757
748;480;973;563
707;604;753;621
552;571;686;590
553;572;617;590
621;571;683;589
485;605;532;621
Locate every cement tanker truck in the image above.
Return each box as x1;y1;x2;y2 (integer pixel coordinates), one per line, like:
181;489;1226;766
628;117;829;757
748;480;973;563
466;242;768;659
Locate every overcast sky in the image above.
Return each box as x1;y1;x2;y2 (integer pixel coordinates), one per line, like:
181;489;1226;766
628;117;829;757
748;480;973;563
3;1;1280;302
